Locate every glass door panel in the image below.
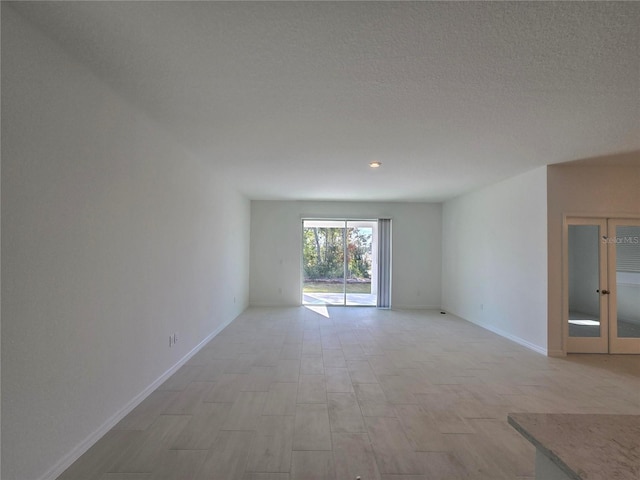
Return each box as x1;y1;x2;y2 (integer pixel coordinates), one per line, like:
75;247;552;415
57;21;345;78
302;220;345;305
608;220;640;354
566;219;608;353
345;222;376;306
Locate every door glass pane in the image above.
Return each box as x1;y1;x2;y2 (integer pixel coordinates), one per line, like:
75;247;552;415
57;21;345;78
302;221;345;305
568;225;601;337
346;222;376;306
615;225;640;338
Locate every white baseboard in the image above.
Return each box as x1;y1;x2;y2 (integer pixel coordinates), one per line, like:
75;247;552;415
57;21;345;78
39;315;236;480
445;309;548;356
483;324;547;356
249;302;300;307
391;304;442;310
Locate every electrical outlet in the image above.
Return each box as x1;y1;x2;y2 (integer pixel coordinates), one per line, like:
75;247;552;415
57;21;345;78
173;333;178;344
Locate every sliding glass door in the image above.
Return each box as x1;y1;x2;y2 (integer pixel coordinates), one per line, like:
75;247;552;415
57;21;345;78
302;220;377;306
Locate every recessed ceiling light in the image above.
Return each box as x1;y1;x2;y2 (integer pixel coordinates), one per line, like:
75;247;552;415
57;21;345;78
369;161;382;168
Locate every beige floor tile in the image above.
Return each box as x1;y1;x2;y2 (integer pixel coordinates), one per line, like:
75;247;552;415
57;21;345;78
149;450;208;480
352;381;389;402
243;474;290;480
252;349;282;367
429;409;475;434
414;392;462;412
225;353;259;374
377;375;419;405
290;451;336;480
300;356;324;375
285;333;304;345
293;404;332;451
171;401;232;449
56;308;640;480
185;347;216;366
111;415;191;473
206;342;248;360
347;360;378;384
204;373;247;403
246;415;295;472
332;433;382;480
57;430;144;480
324;367;354;393
240;366;276;392
194;431;254;480
113;391;180;431
274;359;301;383
342;344;367;360
353;383;396;417
380;476;425;480
302;341;323;356
157;365;203;392
368;356;401;376
321;335;342;350
365;416;424;475
446;435;503;479
280;345;302;360
455;399;508;420
322;349;347;368
100;474;151;480
361;403;399;418
419;451;469;480
162;382;213;415
223;391;268;431
297;375;327;404
327;392;365;433
466;419;535;478
195;358;234;382
394;404;449;452
263;382;298;415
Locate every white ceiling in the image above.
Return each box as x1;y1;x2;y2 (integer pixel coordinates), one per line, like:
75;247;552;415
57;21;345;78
9;1;640;202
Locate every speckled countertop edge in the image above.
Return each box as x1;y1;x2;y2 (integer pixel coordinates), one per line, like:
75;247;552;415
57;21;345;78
508;414;582;480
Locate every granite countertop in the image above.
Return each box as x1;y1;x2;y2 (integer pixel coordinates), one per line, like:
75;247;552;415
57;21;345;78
508;413;640;480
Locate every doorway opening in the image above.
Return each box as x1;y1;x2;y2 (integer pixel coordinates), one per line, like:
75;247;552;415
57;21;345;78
302;219;377;306
565;217;640;354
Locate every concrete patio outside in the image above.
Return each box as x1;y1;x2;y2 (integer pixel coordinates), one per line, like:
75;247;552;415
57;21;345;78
302;291;377;306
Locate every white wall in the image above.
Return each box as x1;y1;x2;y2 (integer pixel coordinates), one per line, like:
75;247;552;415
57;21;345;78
547;154;640;355
250;201;442;309
1;8;250;480
442;167;548;354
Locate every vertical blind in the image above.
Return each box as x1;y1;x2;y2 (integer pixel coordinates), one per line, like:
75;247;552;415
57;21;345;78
615;226;640;273
377;218;392;308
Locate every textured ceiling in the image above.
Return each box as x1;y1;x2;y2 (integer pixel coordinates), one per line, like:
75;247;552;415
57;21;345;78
8;1;640;201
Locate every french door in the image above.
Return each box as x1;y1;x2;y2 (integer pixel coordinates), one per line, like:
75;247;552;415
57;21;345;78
302;219;377;306
566;217;640;354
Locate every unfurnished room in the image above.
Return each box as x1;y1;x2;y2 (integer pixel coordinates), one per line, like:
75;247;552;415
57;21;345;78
1;2;639;480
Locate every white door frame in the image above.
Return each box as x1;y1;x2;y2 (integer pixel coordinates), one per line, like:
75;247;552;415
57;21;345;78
564;216;640;354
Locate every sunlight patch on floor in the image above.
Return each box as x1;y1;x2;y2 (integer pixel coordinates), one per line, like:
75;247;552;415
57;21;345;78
304;304;330;318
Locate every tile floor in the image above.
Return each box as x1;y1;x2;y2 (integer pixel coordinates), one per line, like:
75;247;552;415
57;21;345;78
57;307;640;480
